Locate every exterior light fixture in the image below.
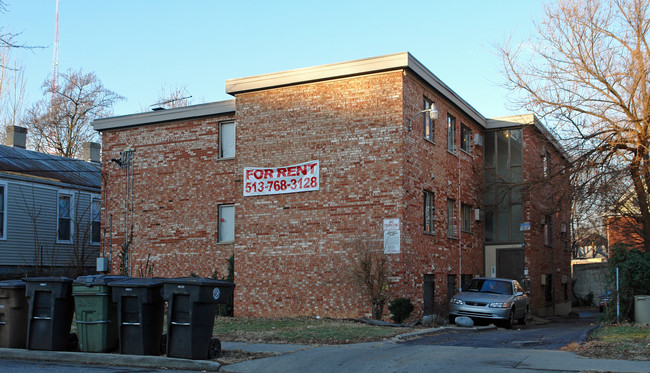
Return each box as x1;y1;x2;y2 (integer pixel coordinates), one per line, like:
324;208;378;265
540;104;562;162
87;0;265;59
408;103;439;131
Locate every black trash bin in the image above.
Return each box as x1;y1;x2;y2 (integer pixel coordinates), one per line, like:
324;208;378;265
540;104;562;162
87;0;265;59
109;278;165;355
163;277;235;360
24;277;74;351
73;275;129;352
0;280;28;348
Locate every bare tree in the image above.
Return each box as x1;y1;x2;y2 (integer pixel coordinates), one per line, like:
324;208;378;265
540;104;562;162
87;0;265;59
23;69;123;158
0;36;27;144
350;236;390;320
498;0;650;252
152;83;193;109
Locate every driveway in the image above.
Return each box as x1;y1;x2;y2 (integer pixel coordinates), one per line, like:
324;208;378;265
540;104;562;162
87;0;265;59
222;310;650;373
403;310;599;350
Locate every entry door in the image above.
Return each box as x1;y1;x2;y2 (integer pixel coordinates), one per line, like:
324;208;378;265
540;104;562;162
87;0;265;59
496;249;524;282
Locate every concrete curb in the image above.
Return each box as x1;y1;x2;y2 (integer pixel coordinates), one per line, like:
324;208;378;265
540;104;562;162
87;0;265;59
0;348;222;371
392;324;497;341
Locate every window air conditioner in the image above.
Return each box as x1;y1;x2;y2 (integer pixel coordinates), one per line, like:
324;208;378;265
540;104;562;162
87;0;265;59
474;133;484;147
540;274;547;285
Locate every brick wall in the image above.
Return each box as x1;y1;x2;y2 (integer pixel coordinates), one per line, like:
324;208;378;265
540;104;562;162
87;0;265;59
520;125;572;314
607;215;644;252
398;74;485;315
101;114;236;280
233;72;405;317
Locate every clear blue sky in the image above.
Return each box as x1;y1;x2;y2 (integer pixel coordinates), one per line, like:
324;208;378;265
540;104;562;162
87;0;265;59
5;0;543;118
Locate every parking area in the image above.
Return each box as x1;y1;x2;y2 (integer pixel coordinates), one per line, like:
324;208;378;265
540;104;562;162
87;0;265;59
403;310;599;350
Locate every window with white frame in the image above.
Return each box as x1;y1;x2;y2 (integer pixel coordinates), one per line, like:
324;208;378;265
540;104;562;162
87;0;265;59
461;124;472;153
91;196;101;245
219;121;236;159
423;98;435;142
447;115;456;153
461;203;472;232
218;204;235;242
0;183;6;239
447;198;457;237
58;193;73;242
424;190;435;234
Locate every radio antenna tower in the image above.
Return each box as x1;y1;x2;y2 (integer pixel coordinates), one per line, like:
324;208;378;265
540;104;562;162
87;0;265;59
51;0;60;97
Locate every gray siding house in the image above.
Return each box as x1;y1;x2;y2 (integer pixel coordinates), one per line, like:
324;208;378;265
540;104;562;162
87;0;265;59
0;126;101;277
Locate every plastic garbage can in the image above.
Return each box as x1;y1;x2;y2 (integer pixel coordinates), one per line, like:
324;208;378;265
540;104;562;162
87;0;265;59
73;275;129;352
163;277;235;359
0;280;28;348
634;295;650;324
24;277;74;351
109;278;165;355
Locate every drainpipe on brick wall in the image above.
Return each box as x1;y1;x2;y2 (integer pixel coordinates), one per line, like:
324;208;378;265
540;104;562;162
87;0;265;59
458;142;462;290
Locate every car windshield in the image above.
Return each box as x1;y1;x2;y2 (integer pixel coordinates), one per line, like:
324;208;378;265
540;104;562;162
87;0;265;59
463;279;512;295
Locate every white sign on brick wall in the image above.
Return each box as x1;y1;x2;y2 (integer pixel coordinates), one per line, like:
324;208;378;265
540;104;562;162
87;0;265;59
244;160;319;196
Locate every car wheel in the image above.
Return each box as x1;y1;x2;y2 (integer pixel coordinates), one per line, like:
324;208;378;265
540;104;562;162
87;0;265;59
518;307;528;325
505;308;515;329
449;315;456;325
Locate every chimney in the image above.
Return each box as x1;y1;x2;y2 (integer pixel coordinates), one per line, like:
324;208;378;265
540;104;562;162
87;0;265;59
6;125;27;148
82;142;101;163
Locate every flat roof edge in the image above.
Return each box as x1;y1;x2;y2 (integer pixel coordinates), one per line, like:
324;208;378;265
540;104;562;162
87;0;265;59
225;52;411;95
406;54;486;126
93;100;236;131
226;52;487;125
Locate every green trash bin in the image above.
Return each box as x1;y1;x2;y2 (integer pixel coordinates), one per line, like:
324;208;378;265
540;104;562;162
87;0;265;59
0;280;28;348
24;276;74;351
73;275;129;353
163;277;235;360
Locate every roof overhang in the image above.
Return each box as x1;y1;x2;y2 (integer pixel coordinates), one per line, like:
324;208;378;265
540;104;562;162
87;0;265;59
225;52;487;126
92;100;236;131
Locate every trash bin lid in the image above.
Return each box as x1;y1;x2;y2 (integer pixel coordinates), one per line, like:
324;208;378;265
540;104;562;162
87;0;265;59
23;276;73;284
109;277;165;288
74;275;130;287
163;277;234;288
0;280;26;289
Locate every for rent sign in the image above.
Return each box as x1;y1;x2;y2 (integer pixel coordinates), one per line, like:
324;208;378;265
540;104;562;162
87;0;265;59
244;160;319;196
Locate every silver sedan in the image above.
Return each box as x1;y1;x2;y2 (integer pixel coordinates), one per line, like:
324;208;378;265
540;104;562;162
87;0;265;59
448;277;529;329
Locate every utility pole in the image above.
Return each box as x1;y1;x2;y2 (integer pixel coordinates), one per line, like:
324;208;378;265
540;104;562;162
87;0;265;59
51;0;59;97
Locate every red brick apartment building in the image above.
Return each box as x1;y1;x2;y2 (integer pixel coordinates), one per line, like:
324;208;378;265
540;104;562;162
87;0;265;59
93;52;571;318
